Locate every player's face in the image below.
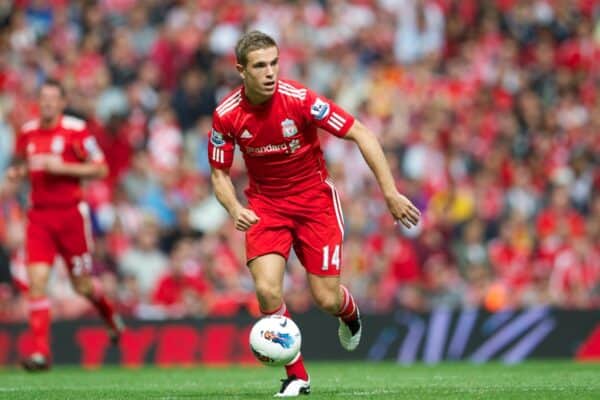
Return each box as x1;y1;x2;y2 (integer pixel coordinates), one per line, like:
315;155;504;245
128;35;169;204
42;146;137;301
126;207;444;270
238;46;279;104
39;85;65;123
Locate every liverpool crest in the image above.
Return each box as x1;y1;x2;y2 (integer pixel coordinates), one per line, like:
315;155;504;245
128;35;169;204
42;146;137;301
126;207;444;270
281;119;298;138
51;136;65;154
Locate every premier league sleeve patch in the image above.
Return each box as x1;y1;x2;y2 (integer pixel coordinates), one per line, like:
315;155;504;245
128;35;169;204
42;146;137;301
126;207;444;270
83;136;104;161
210;129;226;147
310;98;330;121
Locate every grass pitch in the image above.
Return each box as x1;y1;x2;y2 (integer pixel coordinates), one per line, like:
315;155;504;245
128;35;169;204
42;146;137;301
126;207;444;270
0;361;598;399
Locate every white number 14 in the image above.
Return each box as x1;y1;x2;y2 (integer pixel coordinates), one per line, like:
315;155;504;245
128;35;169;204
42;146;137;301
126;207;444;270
322;244;340;271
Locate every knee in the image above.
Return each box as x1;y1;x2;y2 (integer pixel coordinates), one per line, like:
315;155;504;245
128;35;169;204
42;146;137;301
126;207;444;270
255;283;282;307
72;280;92;297
313;290;340;314
28;282;47;298
28;275;47;298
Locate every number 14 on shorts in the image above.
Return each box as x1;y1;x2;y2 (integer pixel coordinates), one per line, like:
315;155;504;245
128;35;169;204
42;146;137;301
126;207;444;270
322;244;341;271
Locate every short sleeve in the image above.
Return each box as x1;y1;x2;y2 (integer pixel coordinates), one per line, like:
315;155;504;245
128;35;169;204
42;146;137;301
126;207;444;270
304;89;355;137
74;130;105;163
207;112;235;170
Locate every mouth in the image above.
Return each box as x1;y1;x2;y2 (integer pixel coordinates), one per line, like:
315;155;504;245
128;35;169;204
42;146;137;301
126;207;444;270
263;81;275;90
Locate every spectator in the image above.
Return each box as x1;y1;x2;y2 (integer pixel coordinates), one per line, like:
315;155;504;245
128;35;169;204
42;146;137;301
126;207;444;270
152;239;211;318
171;68;216;132
118;217;168;300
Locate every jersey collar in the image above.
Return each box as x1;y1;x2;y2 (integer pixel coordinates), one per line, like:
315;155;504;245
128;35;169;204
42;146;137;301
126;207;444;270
241;83;277;111
39;114;63;131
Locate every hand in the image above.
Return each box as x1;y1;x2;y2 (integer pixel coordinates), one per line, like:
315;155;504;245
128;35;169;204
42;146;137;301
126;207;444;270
6;165;26;181
42;157;66;174
385;192;421;229
232;206;260;231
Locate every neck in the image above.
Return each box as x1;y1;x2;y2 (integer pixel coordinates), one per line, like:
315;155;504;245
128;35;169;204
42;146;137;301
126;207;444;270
244;84;270;105
40;115;61;129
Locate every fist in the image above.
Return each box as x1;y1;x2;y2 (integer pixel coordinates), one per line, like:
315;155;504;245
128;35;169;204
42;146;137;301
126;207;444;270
232;207;260;231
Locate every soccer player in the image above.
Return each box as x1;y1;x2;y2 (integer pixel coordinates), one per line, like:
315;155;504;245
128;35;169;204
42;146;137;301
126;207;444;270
6;80;124;371
208;31;420;396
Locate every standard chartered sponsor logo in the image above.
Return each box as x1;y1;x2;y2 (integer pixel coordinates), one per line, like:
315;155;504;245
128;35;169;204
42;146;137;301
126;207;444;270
246;143;288;154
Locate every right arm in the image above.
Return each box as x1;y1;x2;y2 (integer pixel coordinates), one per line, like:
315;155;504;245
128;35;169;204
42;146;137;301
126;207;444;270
5;131;28;181
210;167;259;231
6;157;27;181
207;113;258;232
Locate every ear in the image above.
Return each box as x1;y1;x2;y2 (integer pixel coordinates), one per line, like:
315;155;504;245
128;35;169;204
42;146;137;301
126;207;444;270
236;64;245;80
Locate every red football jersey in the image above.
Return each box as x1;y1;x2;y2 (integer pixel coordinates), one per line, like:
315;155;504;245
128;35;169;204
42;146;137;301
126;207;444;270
15;115;106;208
208;79;355;196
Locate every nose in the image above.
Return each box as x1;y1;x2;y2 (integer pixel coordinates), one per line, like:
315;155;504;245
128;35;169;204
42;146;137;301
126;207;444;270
265;65;274;78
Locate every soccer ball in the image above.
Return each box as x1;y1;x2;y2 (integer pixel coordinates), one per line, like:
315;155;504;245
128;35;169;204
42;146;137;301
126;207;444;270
249;315;302;366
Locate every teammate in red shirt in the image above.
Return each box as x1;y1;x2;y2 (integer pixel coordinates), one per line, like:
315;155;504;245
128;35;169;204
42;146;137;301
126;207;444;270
208;32;420;396
6;80;124;371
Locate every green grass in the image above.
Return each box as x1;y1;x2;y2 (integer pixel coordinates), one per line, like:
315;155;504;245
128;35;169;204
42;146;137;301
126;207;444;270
0;361;598;399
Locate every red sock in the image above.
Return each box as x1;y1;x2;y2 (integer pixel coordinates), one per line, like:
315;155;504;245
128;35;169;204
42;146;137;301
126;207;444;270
261;303;309;381
28;297;51;357
335;285;358;323
88;279;119;332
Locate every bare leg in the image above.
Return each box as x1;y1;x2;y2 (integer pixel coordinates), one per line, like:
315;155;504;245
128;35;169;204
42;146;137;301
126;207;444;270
307;273;361;351
249;254;309;383
70;273;123;343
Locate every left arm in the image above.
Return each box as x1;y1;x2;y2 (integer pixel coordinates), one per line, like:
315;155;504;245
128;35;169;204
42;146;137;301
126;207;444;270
343;120;420;228
43;159;108;179
44;132;107;179
302;86;420;227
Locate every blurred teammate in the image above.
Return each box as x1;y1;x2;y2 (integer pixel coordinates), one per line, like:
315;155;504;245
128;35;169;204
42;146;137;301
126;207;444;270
208;31;420;396
6;80;124;371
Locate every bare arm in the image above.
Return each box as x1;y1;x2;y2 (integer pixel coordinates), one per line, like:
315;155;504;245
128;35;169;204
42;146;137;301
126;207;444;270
43;158;108;179
210;167;259;231
5;156;27;181
343;120;420;228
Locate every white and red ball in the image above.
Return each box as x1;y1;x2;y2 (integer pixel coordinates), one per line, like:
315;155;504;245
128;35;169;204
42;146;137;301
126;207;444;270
249;315;302;366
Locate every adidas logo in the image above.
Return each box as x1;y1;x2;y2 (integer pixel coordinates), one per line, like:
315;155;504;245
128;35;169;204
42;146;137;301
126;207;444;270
240;129;253;139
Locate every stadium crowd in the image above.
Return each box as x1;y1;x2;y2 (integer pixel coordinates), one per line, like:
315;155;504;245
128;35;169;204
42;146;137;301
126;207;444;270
0;0;599;322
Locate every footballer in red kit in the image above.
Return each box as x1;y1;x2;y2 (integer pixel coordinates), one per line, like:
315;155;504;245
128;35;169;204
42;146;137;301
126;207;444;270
209;31;420;396
7;80;124;371
210;78;352;276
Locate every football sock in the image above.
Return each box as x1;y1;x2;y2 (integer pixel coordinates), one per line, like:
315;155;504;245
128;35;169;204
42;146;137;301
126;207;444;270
88;278;119;332
28;296;51;357
261;302;288;317
261;302;309;381
336;285;360;335
285;353;308;381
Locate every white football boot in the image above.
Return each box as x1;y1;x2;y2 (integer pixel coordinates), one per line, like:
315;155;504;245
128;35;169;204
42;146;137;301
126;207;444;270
338;308;362;351
274;375;311;397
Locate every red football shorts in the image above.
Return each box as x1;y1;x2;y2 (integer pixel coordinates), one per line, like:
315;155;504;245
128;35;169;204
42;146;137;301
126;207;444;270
26;202;94;276
246;179;345;276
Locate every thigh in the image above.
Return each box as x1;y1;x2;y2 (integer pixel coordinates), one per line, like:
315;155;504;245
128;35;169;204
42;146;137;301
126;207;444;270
248;254;287;290
292;181;344;276
246;198;294;265
56;203;94;277
307;273;340;299
26;211;56;266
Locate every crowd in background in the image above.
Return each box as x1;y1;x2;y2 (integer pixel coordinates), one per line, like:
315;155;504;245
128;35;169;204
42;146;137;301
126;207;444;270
0;0;599;322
